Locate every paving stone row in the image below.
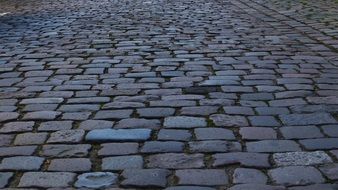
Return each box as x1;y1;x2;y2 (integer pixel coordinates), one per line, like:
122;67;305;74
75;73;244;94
0;0;338;188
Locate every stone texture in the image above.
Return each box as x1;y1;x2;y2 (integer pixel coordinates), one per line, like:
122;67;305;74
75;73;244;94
176;169;228;185
121;169;169;187
147;153;204;169
86;129;152;141
75;172;118;188
212;153;270;168
47;130;85;143
273;151;333;166
48;158;91;172
98;143;139;156
247;140;301;152
0;156;45;171
268;166;325;185
102;156;143;170
233;168;267;184
18;172;76;188
210;114;249;127
164;116;206;128
0;173;13;188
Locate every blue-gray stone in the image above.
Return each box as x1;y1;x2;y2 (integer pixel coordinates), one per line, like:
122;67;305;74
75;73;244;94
75;172;118;188
86;129;152;141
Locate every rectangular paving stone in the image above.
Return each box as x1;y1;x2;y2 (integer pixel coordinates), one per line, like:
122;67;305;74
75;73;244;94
247;140;301;152
40;144;91;157
280;126;324;139
0;146;37;156
189;140;241;153
93;110;133;119
102;156;143;170
273;151;332;166
18;172;76;188
268;166;325;186
212;152;270;168
164;116;206;128
299;138;338;150
280;113;337;125
141;141;184;153
121;169;169;188
86;129;151;142
48;158;91;172
147;153;205;169
0;156;45;171
98;143;139;156
175;169;228;185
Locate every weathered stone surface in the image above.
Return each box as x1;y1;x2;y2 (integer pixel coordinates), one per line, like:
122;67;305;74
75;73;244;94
0;156;45;171
79;120;114;130
213;152;270;168
23;111;61;120
121;169;169;187
268;166;325;185
47;130;85;143
0;122;35;133
0;172;13;188
233;168;267;184
115;118;160;129
14;133;48;145
18;172;76;188
0;146;37;156
210;114;249;127
164;116;206;128
75;172;118;188
240;127;276;140
280;113;336;125
157;129;192;141
273;151;332;166
48;158;91;172
189;140;241;153
176;169;228;185
86;129;151;141
102;156;143;170
247;140;301;152
319;163;338;180
299;138;338;150
194;128;235;140
98;143;139;156
141;141;184;153
147;153;204;169
40;144;91;157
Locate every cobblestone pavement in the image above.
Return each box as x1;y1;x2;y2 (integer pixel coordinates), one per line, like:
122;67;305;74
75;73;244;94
0;0;338;189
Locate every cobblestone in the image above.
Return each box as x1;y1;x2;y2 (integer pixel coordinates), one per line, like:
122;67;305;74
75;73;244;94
1;0;338;187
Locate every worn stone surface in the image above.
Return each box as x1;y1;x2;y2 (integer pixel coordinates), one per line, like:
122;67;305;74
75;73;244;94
147;153;205;169
121;169;169;187
0;173;13;188
268;166;325;185
0;156;45;171
18;172;76;188
164;116;206;128
233;168;267;184
102;156;143;170
48;158;91;172
175;169;228;185
1;0;338;188
273;151;333;166
86;129;151;141
74;172;118;188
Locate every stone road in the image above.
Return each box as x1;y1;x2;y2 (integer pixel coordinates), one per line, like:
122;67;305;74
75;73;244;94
0;0;338;189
